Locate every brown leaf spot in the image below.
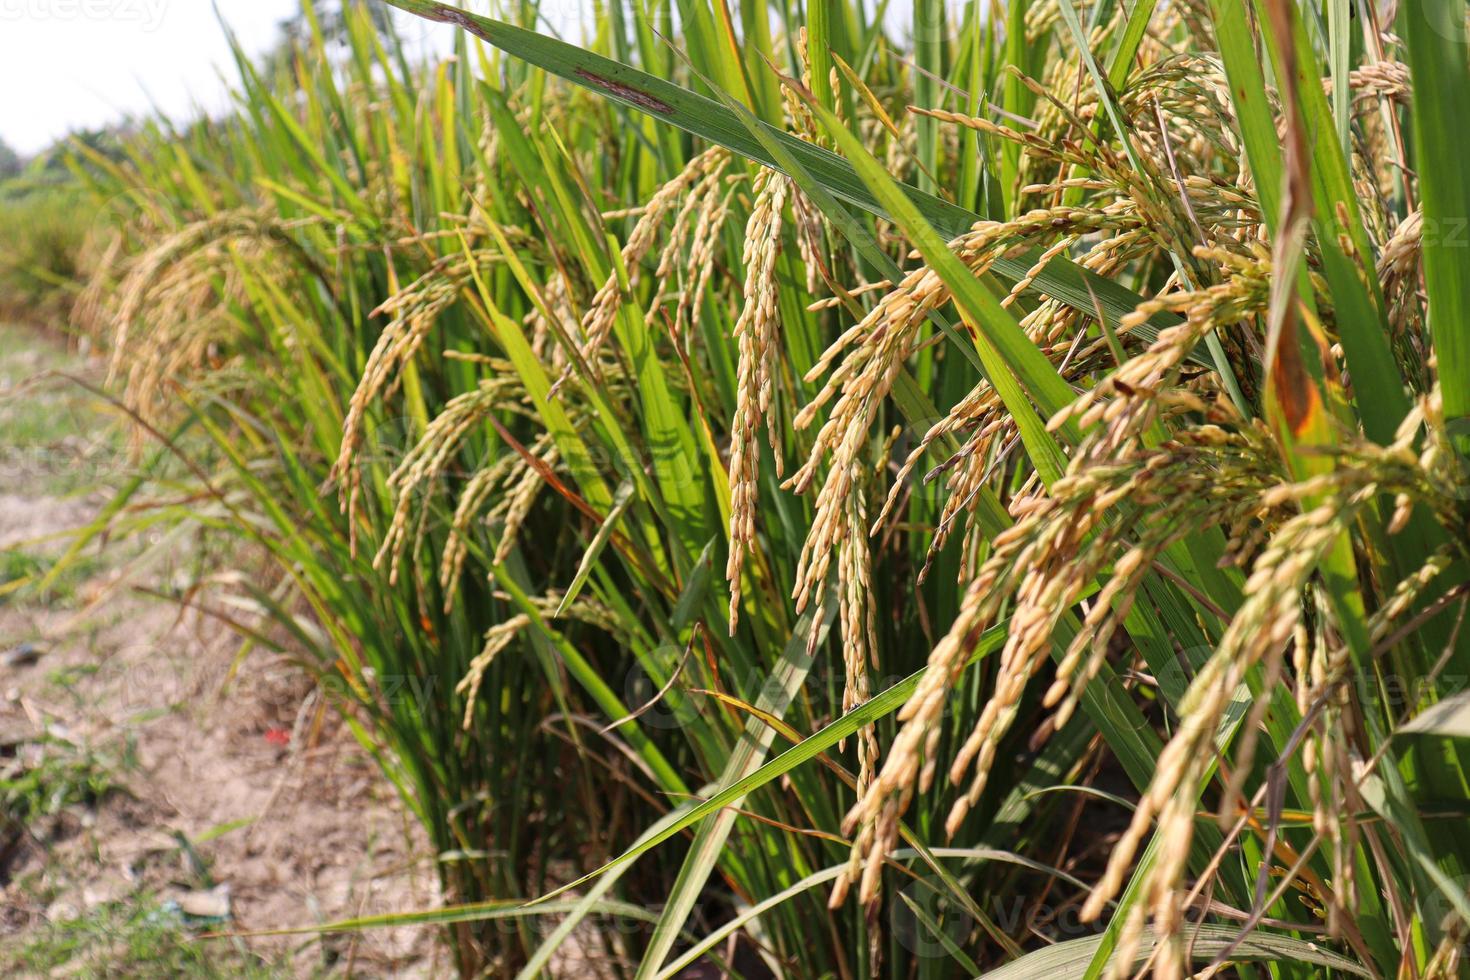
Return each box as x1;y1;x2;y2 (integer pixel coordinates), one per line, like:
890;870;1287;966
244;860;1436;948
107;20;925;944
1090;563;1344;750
574;69;675;114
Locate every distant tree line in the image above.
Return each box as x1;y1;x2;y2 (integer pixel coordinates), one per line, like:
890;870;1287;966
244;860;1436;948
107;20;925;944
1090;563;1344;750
0;139;21;181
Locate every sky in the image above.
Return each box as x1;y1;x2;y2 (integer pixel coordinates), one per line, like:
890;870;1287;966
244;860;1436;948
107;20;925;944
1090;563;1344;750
0;0;459;156
0;0;907;158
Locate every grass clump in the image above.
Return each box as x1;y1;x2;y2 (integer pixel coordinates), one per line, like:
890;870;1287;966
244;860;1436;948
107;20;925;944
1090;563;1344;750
0;185;88;327
9;898;284;979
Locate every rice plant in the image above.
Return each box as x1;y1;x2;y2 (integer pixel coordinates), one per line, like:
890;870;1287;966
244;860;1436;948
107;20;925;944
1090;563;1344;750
69;0;1470;976
0;182;88;326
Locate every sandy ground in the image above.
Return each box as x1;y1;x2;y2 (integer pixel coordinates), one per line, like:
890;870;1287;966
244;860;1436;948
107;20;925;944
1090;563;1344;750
0;326;441;977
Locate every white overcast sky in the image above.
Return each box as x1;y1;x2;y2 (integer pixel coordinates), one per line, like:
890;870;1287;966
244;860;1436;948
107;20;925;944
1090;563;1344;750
0;0;915;157
0;1;471;156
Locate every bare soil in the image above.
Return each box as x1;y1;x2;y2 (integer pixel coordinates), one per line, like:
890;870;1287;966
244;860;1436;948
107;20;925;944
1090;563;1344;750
0;325;441;977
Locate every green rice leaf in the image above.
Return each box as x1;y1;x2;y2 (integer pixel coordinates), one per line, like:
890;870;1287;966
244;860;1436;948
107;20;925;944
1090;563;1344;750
985;924;1370;978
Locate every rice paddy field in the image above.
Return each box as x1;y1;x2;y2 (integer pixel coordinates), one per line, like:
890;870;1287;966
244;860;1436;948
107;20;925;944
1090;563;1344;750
3;0;1470;976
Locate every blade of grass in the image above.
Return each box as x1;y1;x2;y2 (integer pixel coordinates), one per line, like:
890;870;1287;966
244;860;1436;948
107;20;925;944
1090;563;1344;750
1402;2;1470;444
986;924;1370;978
634;604;834;977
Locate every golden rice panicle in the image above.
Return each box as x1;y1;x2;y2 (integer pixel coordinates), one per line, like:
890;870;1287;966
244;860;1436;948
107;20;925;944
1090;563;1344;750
101;210;294;450
492;442;558;565
334;258;470;531
106;210;274;387
455;593;618;730
838;462;879;785
1084;487;1372;977
935;443;1238;836
1378;211;1432;389
566;146;727;393
840;548;1011;903
789;28;821;142
456;612;531;730
439;465;503;610
789;183;828;294
826;452;886;911
838;419;1280;914
727;167;788;634
374;380;512;585
648;150;734;338
789;256;961;617
1300;603;1361;937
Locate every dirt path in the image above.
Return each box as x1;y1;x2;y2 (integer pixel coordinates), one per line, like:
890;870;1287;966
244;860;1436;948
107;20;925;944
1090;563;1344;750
0;325;439;977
